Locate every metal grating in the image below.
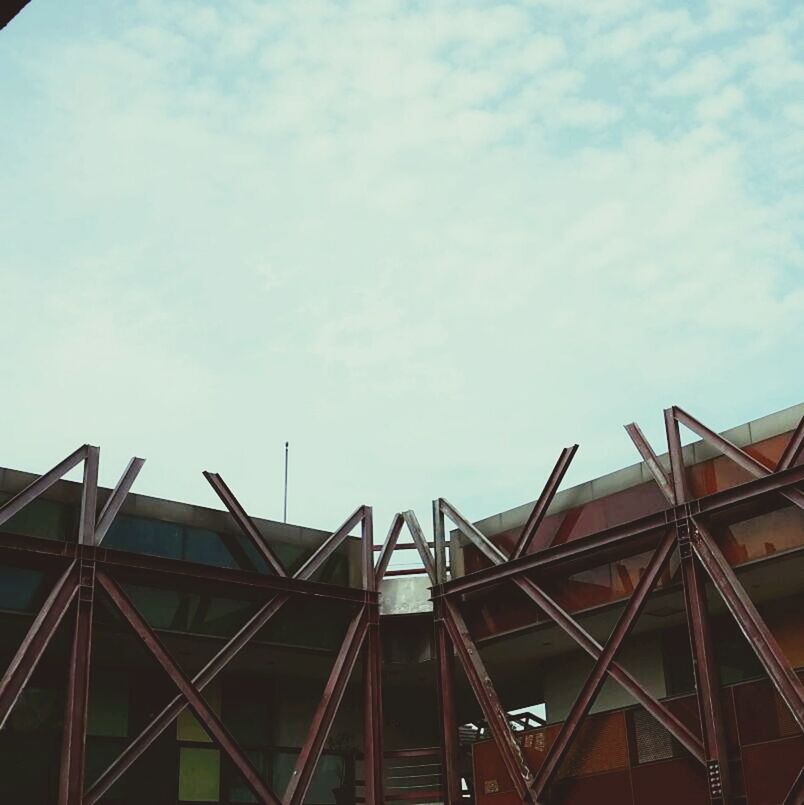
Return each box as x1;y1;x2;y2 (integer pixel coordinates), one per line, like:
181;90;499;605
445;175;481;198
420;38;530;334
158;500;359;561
557;712;628;778
632;709;675;764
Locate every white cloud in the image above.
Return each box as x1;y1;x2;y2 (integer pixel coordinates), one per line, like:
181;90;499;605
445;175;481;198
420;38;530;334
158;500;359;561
0;0;802;531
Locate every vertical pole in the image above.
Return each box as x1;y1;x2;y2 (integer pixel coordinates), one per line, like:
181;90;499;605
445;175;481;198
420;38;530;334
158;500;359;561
433;500;447;585
283;441;289;523
58;559;95;805
435;599;462;804
361;507;385;803
434;500;462;802
59;447;99;804
665;409;730;804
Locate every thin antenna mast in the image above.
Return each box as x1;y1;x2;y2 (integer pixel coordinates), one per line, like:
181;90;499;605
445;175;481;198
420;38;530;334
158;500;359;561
283;441;289;523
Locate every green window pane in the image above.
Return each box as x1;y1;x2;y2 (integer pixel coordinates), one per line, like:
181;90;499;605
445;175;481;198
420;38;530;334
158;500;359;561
179;747;220;802
177;684;221;742
88;672;128;737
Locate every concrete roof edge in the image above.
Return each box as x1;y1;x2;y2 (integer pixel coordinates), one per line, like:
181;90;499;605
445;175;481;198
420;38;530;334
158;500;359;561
472;401;804;538
0;466;335;549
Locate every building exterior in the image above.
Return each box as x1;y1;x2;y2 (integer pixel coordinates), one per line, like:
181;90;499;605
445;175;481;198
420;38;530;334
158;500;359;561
0;402;801;804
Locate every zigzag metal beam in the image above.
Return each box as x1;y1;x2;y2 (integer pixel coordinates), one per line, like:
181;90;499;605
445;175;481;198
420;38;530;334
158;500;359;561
86;504;374;804
97;570;282;805
529;527;678;798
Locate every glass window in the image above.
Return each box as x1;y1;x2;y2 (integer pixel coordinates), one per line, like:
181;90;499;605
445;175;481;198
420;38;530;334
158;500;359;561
0;567;48;613
179;747;220;802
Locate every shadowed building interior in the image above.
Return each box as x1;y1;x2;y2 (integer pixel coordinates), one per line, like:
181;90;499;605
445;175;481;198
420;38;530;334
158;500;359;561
0;402;802;804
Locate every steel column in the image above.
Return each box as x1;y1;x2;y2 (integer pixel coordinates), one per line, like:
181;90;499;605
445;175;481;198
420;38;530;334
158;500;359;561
434;598;463;804
283;606;369;805
665;408;731;802
692;519;804;731
442;599;535;803
361;507;385;805
58;557;96;805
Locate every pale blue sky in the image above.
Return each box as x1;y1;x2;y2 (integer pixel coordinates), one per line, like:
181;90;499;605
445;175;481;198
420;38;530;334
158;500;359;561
1;0;802;537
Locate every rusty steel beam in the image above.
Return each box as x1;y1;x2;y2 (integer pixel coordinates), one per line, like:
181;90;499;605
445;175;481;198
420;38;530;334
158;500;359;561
434;599;462;804
0;445;87;529
84;592;290;803
202;471;287;576
511;444;578;559
96;571;281;805
284;606;369;805
433;500;448;583
673;406;804;511
361;505;374;592
0;562;78;729
441;499;707;763
529;527;677;798
58;559;96;805
0;531;372;603
512;575;705;763
98;543;370;603
363;607;385;805
679;536;729;802
667;411;731;802
94;457;145;545
360;506;385;805
625;422;674;502
402;510;438;584
375;513;405;584
77;446;99;546
86;504;367;802
692;518;804;732
440;497;507;566
783;765;803;805
440;461;804;598
297;505;367;581
442;598;536;802
778;415;804;471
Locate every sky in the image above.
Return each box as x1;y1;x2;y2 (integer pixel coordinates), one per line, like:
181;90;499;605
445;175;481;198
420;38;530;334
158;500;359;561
1;0;803;542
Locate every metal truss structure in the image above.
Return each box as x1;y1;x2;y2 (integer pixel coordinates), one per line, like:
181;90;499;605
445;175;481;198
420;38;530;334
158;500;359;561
0;405;802;803
430;406;804;804
0;448;383;805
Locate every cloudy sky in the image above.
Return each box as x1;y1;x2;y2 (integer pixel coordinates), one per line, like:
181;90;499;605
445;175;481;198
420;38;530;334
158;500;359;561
2;0;802;539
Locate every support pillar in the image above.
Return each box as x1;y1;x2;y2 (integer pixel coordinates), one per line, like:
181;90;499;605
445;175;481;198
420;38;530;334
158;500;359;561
58;556;95;805
666;411;730;803
435;599;462;804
